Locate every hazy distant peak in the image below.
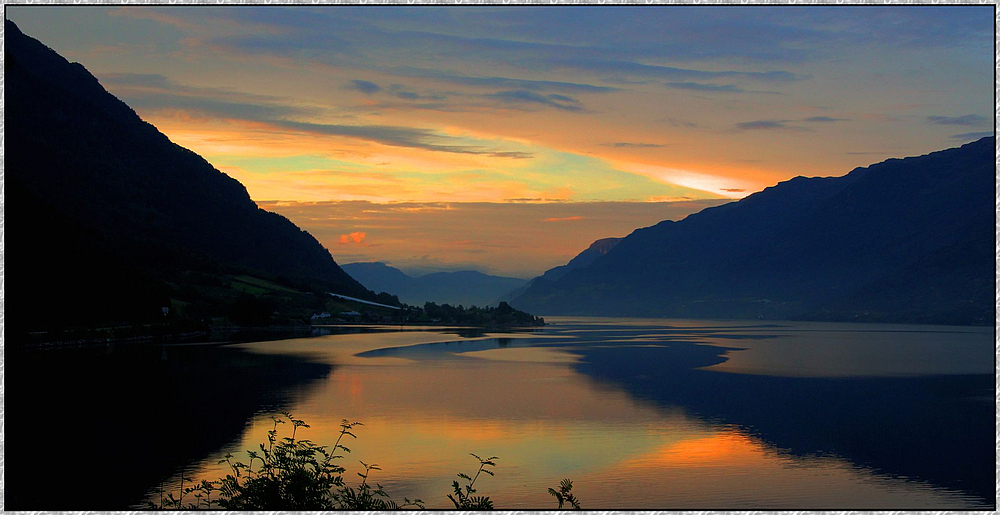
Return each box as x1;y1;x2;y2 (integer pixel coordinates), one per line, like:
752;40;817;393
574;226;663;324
341;262;527;306
422;269;512;279
346;261;401;270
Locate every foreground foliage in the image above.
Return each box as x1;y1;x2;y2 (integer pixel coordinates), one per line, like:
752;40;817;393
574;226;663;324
447;453;497;509
150;412;579;510
548;478;582;509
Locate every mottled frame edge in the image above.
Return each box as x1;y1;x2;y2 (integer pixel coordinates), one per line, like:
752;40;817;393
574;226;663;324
2;4;7;514
0;1;997;515
994;2;1000;514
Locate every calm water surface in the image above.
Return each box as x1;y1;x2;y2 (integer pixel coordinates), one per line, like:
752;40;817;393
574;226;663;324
13;317;994;509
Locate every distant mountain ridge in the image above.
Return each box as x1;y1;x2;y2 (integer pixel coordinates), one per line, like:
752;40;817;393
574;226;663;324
7;20;375;331
342;262;528;307
513;137;994;325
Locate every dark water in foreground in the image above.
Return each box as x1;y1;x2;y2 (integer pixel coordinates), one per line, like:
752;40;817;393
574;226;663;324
10;318;995;509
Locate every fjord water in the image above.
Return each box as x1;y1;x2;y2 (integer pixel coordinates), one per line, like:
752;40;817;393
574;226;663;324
15;318;993;509
156;317;995;509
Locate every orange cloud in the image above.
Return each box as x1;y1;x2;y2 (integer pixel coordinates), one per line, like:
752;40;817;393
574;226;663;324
338;231;366;244
543;216;583;222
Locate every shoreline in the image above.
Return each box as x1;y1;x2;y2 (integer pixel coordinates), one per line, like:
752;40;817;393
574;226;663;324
16;320;548;351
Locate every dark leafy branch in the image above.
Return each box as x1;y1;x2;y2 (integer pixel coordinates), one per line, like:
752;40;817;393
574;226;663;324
548;478;582;509
148;413;579;510
447;453;498;509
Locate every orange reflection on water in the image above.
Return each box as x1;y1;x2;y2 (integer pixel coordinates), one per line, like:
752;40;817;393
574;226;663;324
575;426;980;510
169;327;988;510
643;431;763;468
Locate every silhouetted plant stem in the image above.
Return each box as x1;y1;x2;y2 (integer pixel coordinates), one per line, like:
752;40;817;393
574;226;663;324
148;413;573;510
177;467;184;510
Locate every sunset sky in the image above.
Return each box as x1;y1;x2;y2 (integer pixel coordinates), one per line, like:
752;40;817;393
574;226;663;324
9;6;993;277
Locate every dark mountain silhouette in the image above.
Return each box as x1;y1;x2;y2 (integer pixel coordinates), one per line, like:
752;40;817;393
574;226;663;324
539;237;623;283
342;262;527;307
513;137;994;325
499;237;622;303
7;20;375;333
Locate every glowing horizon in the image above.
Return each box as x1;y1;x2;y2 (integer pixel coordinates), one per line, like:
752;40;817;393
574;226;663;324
258;199;730;278
9;6;992;204
9;5;992;275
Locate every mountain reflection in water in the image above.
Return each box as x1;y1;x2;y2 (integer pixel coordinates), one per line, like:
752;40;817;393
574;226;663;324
12;318;992;510
9;343;333;510
357;318;994;507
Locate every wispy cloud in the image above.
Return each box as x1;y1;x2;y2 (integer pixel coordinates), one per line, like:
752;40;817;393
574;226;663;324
269;119;535;158
736;115;846;131
101;72;319;120
484;90;585;112
504;198;568;203
488;151;535;159
36;5;987;216
949;131;993;140
550;58;809;83
735;120;789;131
459;76;616;93
347;79;381;94
400;69;620;94
662;118;703;129
601;142;665;149
927;114;989;126
102;72;178;89
388;85;447;101
665;82;745;93
129;7;990;69
103;73;534;159
803;116;848;122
